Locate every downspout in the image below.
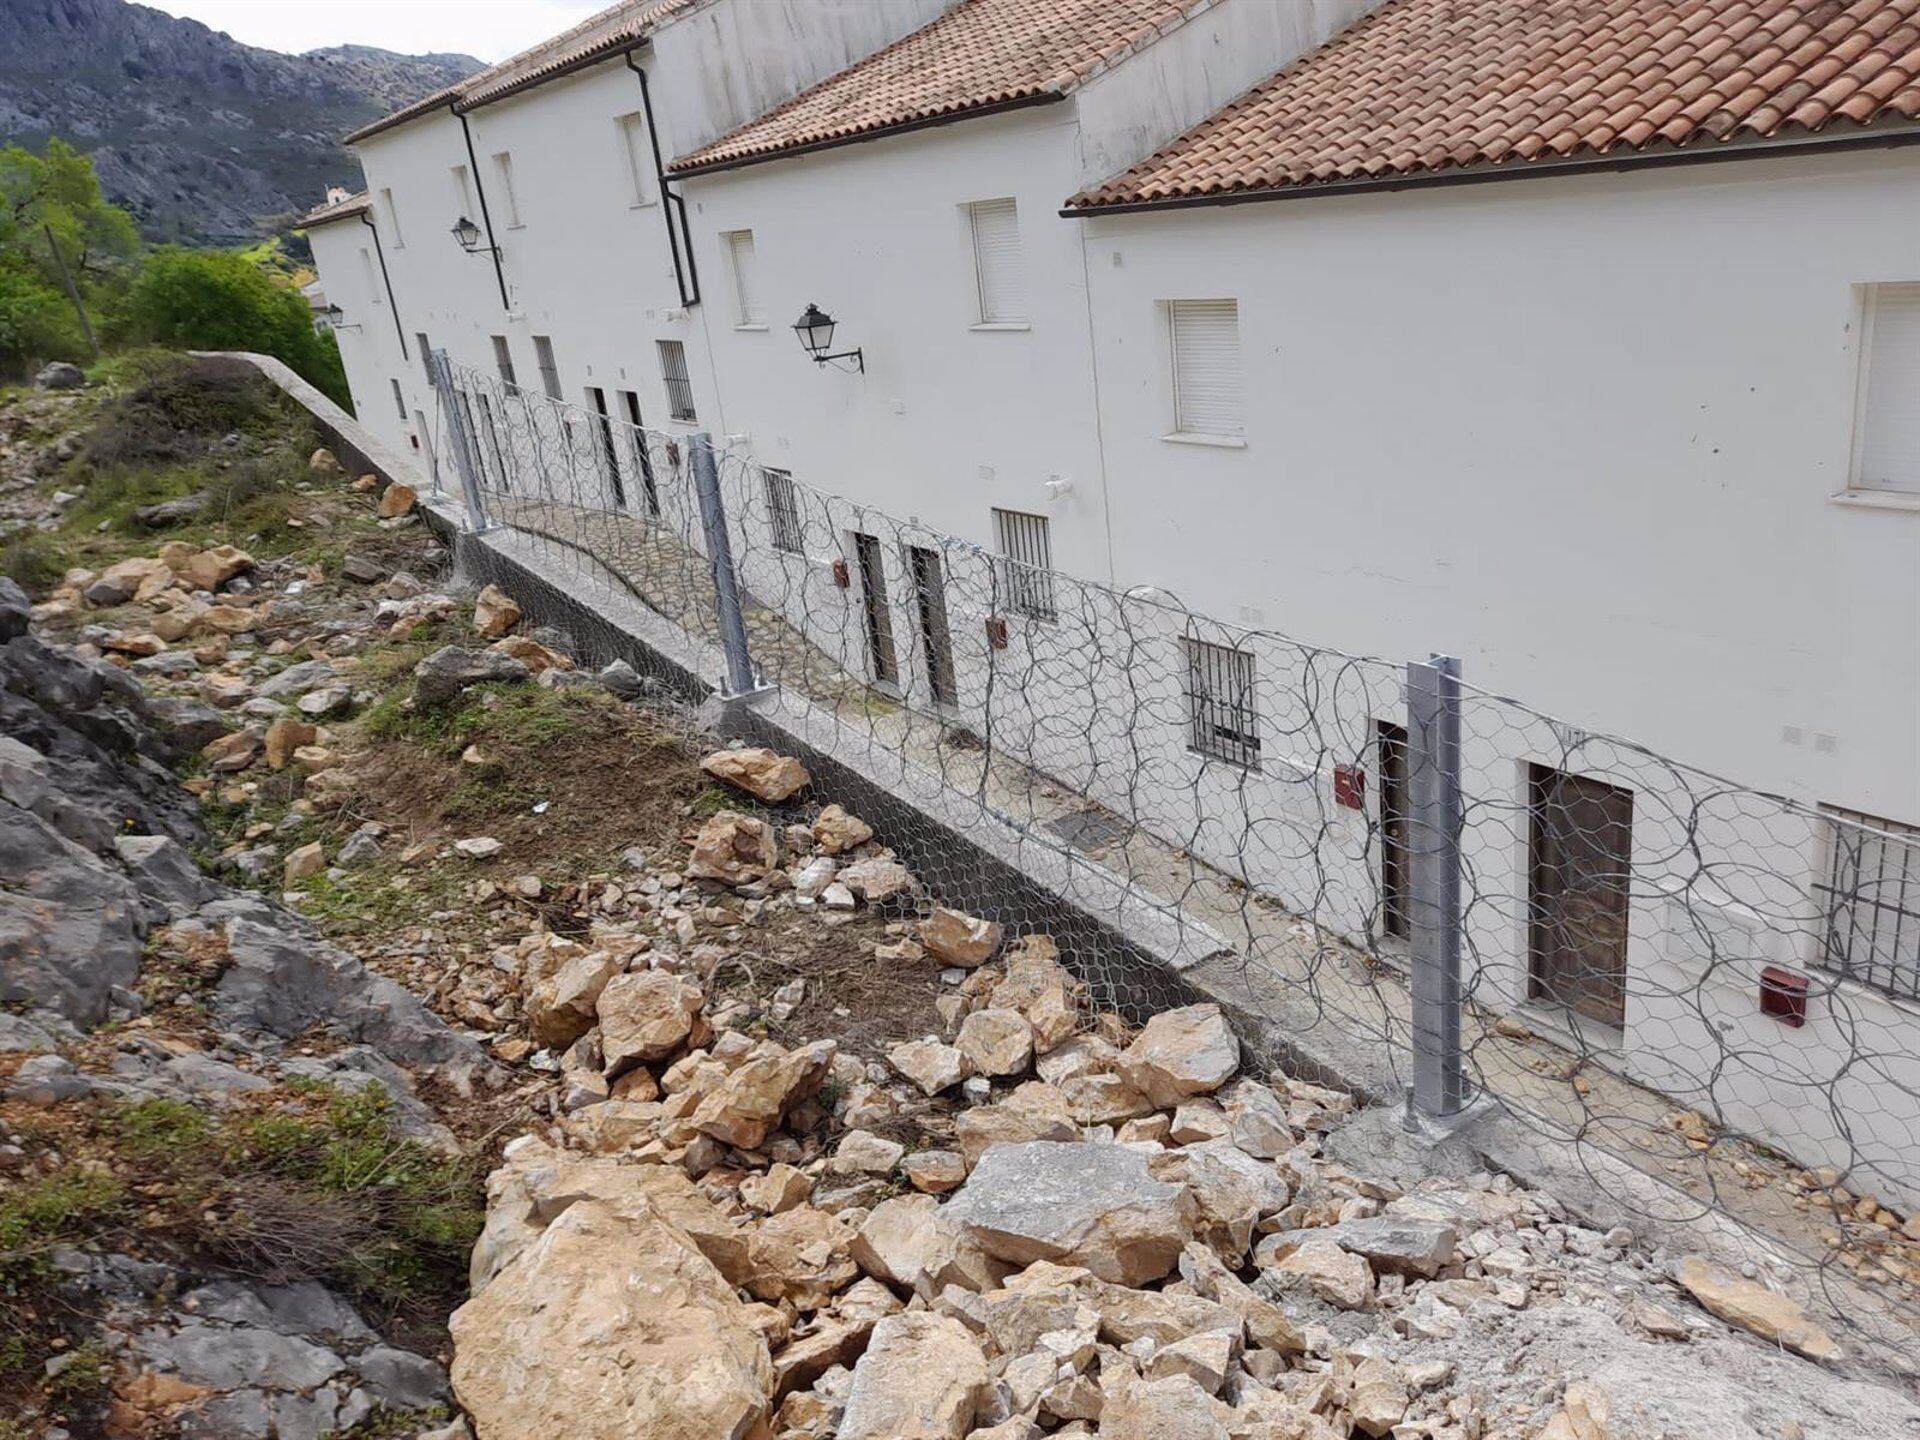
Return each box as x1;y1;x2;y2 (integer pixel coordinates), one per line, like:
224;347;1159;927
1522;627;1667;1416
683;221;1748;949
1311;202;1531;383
358;211;409;358
625;50;700;308
456;107;512;310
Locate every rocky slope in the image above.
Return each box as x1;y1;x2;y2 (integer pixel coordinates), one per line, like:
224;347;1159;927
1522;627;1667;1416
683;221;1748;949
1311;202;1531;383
3;360;1918;1438
0;0;480;243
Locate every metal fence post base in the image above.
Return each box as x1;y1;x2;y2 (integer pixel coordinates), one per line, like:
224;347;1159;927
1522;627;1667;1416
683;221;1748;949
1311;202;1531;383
688;430;763;700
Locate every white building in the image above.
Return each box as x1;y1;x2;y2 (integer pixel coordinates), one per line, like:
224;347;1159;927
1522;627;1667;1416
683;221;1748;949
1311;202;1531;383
306;0;1920;1201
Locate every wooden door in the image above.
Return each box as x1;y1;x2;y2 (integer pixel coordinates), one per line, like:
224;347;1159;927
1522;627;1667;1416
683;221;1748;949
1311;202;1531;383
853;532;898;686
1528;765;1633;1028
909;544;957;707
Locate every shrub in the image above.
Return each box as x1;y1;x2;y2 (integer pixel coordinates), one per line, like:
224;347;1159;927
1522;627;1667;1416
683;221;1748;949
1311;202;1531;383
124;249;349;407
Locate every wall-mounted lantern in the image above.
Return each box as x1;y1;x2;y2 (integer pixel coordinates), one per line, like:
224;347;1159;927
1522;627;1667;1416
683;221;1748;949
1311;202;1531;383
792;302;864;373
322;303;361;333
451;215;501;258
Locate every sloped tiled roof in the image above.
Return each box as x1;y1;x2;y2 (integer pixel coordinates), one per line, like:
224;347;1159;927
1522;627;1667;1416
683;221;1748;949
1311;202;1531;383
343;0;691;145
1068;0;1920;209
670;0;1207;175
298;190;371;228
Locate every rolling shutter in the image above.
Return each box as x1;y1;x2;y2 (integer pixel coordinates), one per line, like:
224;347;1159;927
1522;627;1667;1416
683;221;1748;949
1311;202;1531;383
1170;299;1243;436
1858;283;1920;494
970;199;1025;323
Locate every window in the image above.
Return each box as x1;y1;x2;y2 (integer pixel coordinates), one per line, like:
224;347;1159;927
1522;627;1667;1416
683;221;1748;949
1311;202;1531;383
389;377;406;420
968;198;1025;324
657;340;696;421
765;468;802;553
380;187;403;246
725;230;764;327
358;248;383;305
1854;283;1920;495
416;332;433;387
533;336;562;400
1527;766;1632;1030
1376;721;1410;941
491;151;522;227
450;164;476;219
991;507;1055;620
1184;637;1259;767
491;335;517;389
1817;805;1920;1001
1168;299;1243;437
615;111;651;206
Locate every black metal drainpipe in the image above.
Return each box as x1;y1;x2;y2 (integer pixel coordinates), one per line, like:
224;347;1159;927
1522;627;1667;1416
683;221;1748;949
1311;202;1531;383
456;107;512;310
625;50;700;309
358;211;409;358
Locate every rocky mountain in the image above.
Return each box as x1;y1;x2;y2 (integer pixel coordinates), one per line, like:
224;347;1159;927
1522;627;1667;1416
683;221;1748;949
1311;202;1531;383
0;0;481;244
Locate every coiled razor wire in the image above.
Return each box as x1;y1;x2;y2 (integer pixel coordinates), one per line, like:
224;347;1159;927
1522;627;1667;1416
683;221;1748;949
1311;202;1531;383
432;360;1920;1360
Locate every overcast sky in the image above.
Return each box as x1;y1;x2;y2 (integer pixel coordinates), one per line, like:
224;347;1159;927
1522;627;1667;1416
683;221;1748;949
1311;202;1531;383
144;0;606;62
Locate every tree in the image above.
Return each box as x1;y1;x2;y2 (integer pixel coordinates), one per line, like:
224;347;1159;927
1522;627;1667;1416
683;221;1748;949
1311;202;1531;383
125;248;349;406
0;139;139;374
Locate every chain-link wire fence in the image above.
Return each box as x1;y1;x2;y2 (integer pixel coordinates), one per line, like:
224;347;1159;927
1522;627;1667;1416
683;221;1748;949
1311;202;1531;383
428;354;1920;1354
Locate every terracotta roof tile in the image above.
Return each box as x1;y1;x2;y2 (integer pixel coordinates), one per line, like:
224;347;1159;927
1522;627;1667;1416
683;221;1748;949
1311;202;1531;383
343;0;690;145
669;0;1206;175
1068;0;1920;210
298;191;371;228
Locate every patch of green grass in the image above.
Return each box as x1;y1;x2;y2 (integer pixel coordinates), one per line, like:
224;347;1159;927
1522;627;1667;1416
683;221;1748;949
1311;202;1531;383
0;531;63;593
324;1403;451;1438
688;784;734;819
106;1096;214;1158
290;865;466;940
0;1172;127;1289
44;1339;108;1405
215;1084;482;1305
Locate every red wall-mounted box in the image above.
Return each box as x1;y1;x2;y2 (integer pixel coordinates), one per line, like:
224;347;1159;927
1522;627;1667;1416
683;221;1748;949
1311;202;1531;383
1333;763;1366;811
1759;966;1809;1027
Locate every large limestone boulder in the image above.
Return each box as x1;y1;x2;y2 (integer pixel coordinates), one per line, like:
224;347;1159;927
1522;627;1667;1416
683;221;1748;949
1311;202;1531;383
597;970;704;1071
1674;1256;1840;1362
742;1204;859;1310
954;1084;1078;1167
1149;1138;1289;1266
449;1199;772;1440
700;747;810;803
943;1141;1192;1286
688;810;778;886
850;1193;1008;1299
178;544;254;592
528;952;620;1050
955;1007;1033;1077
810;803;872;854
469;1138;748;1293
917;907;1003;968
472;584;522;638
413;646;530;708
837;1312;987;1440
889;1036;969;1096
1116;1004;1240;1109
690;1039;836;1149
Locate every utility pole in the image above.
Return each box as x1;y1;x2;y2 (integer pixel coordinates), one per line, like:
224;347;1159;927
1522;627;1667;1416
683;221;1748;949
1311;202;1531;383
43;225;98;357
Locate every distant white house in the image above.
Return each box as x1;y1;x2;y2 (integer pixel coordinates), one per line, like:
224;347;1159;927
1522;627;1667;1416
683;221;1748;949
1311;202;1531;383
306;0;1920;1201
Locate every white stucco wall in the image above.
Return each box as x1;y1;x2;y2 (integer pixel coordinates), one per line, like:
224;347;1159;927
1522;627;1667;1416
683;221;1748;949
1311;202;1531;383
1079;151;1920;823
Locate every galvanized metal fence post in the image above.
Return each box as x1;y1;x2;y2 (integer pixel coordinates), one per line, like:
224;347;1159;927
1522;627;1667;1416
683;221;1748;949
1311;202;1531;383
428;348;491;533
1407;652;1469;1120
689;431;760;699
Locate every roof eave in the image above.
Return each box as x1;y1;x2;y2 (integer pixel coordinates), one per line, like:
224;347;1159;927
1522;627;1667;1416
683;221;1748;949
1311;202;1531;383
1063;120;1920;217
670;89;1067;178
